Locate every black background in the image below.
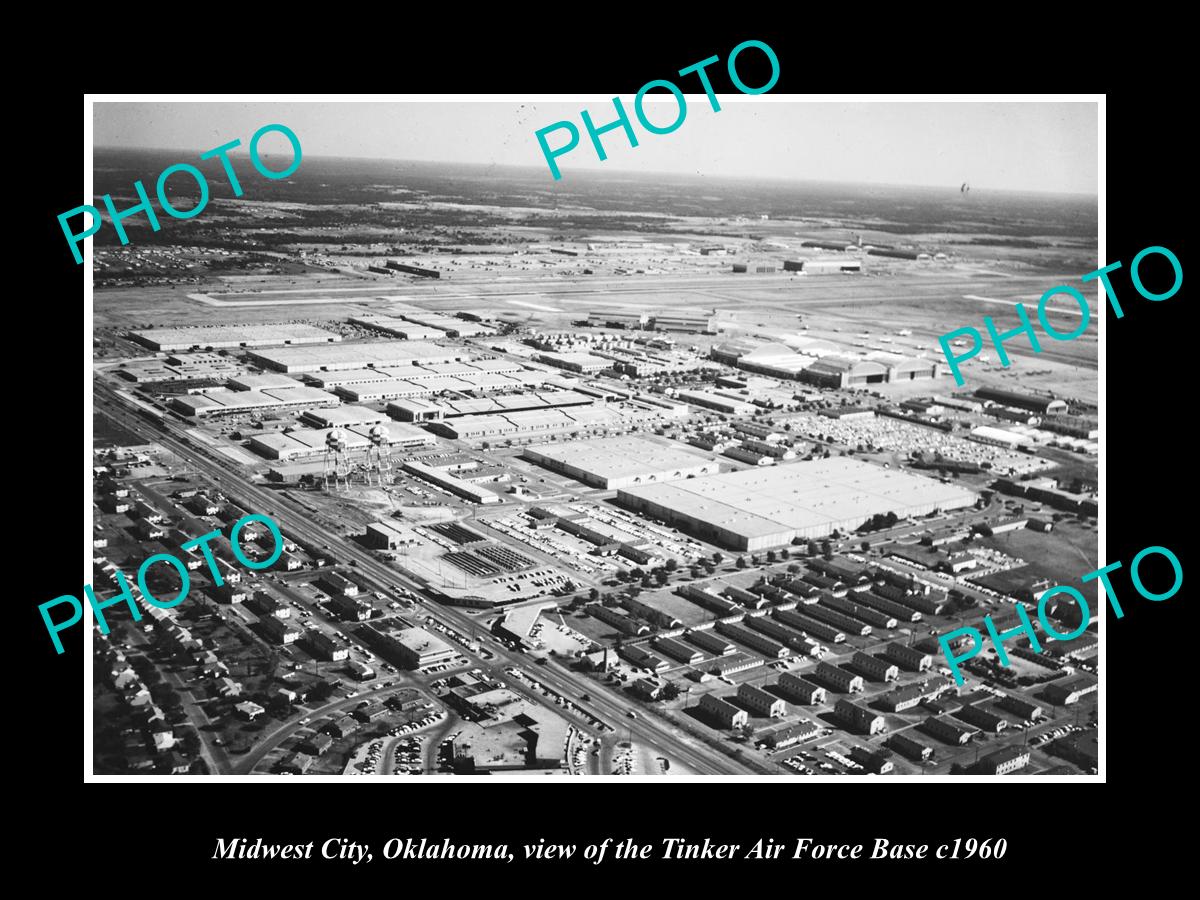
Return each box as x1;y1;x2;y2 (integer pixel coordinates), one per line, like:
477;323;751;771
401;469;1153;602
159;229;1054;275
22;20;1188;886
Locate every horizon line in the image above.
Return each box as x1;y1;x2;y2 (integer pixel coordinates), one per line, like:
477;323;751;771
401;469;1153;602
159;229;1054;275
92;146;1100;199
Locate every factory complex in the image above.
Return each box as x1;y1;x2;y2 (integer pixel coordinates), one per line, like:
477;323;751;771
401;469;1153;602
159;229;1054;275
91;177;1097;781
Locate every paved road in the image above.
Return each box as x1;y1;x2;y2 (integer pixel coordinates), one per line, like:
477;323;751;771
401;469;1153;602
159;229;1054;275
233;692;372;774
96;385;751;775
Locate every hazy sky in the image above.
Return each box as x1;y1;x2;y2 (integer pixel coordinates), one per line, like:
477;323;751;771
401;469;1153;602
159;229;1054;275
94;100;1099;194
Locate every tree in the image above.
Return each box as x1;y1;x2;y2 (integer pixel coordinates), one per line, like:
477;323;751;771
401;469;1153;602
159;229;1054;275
660;683;681;701
860;541;871;553
821;540;833;560
654;570;668;587
766;550;778;563
664;558;678;572
807;540;819;557
711;552;724;565
152;684;181;709
181;730;202;755
268;695;291;718
261;649;281;683
735;556;747;569
588;587;601;602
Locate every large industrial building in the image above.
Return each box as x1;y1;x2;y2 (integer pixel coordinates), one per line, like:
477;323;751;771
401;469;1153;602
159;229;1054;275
391;390;593;422
868;352;939;381
589;309;647;329
246;341;465;373
300;406;389;429
617;458;976;550
536;351;611;374
800;356;891;388
650;311;715;333
789;258;863;275
975;387;1068;415
116;353;244;384
401;460;501;504
359;625;457;669
128;323;341;352
247;421;436;460
226;372;307;391
170;385;336;418
348;314;443;340
385;260;440;278
306;358;526;388
363;519;420;549
969;426;1027;449
676;389;755;416
333;379;436;403
397;312;494;337
522;436;717;489
736;348;820;380
428;403;668;444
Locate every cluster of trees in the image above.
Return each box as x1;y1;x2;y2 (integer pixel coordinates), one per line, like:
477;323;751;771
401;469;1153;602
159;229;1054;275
857;511;900;534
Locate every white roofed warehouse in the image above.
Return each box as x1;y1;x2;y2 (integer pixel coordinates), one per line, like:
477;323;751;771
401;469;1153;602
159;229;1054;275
522;436;716;489
617;458;975;551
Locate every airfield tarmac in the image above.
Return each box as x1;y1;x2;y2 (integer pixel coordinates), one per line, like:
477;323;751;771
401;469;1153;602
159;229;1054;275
95;264;1098;405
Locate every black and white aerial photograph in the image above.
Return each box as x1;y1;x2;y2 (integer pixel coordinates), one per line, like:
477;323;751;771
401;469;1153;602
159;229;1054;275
86;98;1100;779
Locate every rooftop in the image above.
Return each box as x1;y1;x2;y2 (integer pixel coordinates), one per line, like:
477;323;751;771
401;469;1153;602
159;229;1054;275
619;457;976;538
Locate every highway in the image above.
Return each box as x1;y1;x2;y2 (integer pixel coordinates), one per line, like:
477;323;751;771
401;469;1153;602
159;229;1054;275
95;382;754;775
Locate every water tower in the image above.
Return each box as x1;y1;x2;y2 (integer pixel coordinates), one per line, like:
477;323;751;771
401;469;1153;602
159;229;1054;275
365;424;393;485
323;429;351;491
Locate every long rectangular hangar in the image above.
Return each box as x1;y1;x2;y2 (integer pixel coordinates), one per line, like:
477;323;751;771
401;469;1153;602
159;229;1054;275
616;458;976;550
246;340;466;373
248;422;436;460
170;385;336;418
306;359;528;389
523;436;718;489
129;323;342;352
391;390;594;422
